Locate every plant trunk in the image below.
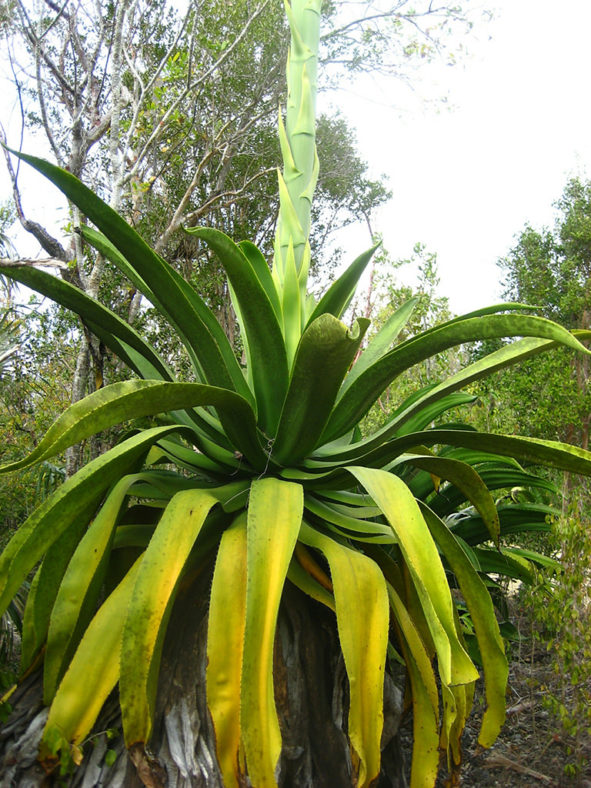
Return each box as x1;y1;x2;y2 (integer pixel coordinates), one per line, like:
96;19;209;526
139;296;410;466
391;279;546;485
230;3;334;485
0;577;408;787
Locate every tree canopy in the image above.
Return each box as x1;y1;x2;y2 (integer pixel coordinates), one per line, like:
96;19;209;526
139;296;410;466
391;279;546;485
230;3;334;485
474;177;591;449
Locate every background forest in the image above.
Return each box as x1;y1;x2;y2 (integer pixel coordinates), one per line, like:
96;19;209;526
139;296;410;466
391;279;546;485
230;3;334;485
0;0;590;784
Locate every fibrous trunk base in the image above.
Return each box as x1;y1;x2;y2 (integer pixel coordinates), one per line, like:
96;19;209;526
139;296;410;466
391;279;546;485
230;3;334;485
0;577;408;787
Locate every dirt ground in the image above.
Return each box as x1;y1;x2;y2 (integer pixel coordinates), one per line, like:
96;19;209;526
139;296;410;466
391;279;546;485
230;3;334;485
428;608;591;788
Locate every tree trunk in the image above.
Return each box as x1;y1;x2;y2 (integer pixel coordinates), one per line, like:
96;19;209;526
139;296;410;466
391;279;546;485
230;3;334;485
0;577;408;787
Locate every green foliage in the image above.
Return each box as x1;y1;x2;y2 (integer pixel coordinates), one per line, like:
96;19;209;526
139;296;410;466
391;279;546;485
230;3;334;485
0;200;16;263
0;304;68;542
475;177;591;448
522;506;591;776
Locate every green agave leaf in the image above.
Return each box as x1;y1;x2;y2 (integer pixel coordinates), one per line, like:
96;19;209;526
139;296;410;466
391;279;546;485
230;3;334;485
314;496;381;519
473;547;535;583
0;424;184;619
238;240;282;322
314;429;591;481
394;454;500;545
155;437;239;476
241;478;302;788
0;380;266;474
124;469;203;501
388;303;542;373
20;514;90;672
112;524;156;550
340;298;418;394
43;474;145;702
304;495;392;539
280;464;353;491
410;303;540;343
39;557;143;766
427;431;591;477
326;333;567;459
420;504;508;748
306;244;379;327
272;314;369;465
0;263;172;382
506;546;561;571
437;447;524;469
188;228;289;432
324;314;591;442
390;391;476;437
10;150;252;405
450;503;556;546
428;467;556;518
85;323;170;384
207;513;248;788
383;336;563;438
347;467;478;690
315;489;376;507
78;225;159;309
121;483;244;746
299;523;388;788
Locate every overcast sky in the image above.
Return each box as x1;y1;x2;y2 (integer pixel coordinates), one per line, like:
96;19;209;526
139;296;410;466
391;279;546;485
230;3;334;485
330;0;591;314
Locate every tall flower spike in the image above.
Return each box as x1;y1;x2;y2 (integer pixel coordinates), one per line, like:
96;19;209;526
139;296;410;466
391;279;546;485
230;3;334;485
274;0;321;363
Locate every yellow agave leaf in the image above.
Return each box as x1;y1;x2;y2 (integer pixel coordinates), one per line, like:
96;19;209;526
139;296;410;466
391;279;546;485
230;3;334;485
44;474;145;703
39;557;142;767
241;478;303;788
386;583;438;717
121;484;244;747
207;514;248;788
444;681;469;774
299;522;389;788
398;641;440;788
421;503;507;748
388;580;440;786
348;467;478;690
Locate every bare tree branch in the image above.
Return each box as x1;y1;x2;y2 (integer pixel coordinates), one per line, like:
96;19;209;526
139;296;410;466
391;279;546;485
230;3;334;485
0;125;69;261
123;0;270;184
0;257;69;270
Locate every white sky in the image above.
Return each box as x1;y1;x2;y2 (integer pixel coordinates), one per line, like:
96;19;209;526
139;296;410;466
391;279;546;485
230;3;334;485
329;0;591;314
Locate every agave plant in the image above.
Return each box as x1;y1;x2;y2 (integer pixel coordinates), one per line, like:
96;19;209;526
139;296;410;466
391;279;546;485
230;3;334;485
2;2;591;786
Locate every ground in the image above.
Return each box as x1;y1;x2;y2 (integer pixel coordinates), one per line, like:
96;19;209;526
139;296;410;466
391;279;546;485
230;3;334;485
429;602;591;788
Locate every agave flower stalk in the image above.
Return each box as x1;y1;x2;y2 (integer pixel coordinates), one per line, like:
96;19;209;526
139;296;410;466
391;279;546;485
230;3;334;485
273;0;321;362
2;3;591;787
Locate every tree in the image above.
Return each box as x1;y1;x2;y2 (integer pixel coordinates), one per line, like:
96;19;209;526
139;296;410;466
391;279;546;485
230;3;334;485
2;3;591;787
475;178;591;449
0;0;478;426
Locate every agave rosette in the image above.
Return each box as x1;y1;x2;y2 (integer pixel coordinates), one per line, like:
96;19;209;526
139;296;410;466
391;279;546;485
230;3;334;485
2;2;591;786
2;154;591;787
